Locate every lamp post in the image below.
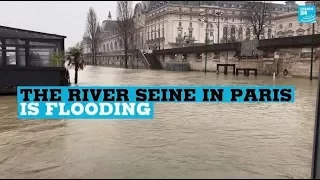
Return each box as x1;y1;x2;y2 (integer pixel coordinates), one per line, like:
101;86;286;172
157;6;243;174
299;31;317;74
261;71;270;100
205;28;208;73
310;2;320;179
216;11;221;44
198;9;222;73
198;17;209;73
312;16;320;180
310;19;315;80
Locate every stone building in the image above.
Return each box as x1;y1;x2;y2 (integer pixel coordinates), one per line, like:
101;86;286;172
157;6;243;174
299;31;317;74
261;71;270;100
83;1;308;67
83;12;123;54
274;11;320;38
137;1;298;50
85;1;299;54
83;11;138;67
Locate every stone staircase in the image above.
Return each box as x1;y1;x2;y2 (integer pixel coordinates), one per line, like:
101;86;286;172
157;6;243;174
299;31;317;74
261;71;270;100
144;53;163;70
137;49;163;70
136;49;151;69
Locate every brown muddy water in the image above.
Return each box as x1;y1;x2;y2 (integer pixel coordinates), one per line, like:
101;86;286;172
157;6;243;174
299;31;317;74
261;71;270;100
0;66;318;178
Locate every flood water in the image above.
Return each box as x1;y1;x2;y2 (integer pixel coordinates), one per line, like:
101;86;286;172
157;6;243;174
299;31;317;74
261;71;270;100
0;66;318;179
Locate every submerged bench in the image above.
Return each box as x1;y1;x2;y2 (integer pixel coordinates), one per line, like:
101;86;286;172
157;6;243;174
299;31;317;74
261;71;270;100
217;64;236;75
236;68;258;76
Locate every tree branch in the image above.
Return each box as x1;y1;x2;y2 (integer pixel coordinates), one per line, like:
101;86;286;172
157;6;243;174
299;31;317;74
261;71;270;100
241;1;272;40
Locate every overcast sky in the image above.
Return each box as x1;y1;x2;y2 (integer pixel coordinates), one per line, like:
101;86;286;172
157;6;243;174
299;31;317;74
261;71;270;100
0;1;306;48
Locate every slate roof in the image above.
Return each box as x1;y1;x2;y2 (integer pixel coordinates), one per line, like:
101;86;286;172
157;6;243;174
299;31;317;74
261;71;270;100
0;25;66;39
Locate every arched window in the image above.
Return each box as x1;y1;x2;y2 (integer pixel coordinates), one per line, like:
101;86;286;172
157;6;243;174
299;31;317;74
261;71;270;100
268;29;272;39
115;41;118;49
110;42;113;51
189;30;193;38
238;27;243;41
107;43;109;51
103;44;106;52
223;26;228;41
231;26;235;37
246;28;250;40
260;29;265;39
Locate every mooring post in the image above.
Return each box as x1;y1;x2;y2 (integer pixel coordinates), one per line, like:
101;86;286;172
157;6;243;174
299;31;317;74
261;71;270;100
233;65;236;75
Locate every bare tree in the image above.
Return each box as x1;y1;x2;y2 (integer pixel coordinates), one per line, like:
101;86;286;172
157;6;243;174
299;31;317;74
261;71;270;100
130;29;138;69
85;7;101;66
94;23;102;63
242;1;273;40
116;1;135;69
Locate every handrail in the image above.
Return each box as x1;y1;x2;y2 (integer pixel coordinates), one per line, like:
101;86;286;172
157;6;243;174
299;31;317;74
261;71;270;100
139;49;151;68
137;49;151;69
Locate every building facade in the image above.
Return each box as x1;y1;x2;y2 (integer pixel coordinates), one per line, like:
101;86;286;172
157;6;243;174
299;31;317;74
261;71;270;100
138;1;299;50
83;12;137;67
85;1;300;52
84;1;320;67
274;11;320;38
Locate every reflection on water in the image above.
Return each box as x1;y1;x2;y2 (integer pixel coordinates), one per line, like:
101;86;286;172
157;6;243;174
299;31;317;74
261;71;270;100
0;66;317;178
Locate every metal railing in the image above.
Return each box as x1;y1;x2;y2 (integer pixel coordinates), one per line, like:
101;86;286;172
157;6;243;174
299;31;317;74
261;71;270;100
258;34;320;49
137;49;151;69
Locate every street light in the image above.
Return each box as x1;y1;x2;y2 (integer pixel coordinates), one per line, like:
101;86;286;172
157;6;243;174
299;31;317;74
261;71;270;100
198;17;209;74
312;5;320;178
310;2;316;80
215;11;221;44
198;10;222;73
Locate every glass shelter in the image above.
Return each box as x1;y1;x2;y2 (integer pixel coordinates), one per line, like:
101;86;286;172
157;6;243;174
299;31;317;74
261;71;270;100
0;25;68;94
0;25;65;67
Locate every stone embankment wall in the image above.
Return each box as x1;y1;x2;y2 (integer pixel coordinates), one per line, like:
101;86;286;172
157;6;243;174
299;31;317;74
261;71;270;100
157;45;320;78
82;54;147;69
273;47;320;78
165;62;190;71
